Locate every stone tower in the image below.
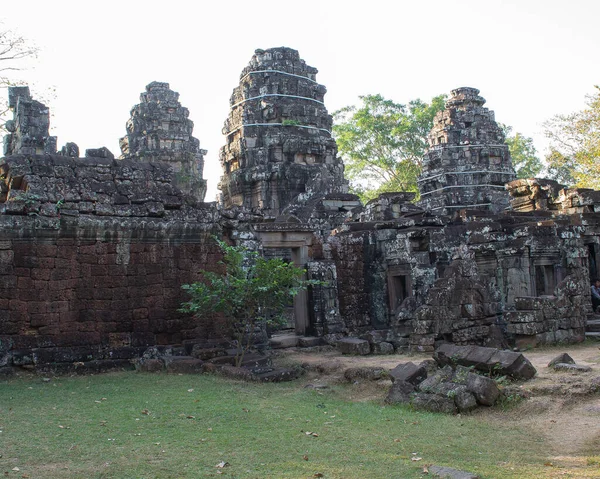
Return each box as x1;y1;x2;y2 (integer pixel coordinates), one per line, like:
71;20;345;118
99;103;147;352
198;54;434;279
218;47;348;217
120;82;207;202
3;86;57;156
417;87;516;214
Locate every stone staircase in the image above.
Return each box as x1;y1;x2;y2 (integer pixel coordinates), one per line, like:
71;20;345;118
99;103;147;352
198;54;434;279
269;333;323;349
586;313;600;340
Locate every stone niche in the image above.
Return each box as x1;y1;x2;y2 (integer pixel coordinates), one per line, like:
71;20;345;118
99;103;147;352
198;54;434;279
119;82;207;203
218;47;348;217
417;87;516;214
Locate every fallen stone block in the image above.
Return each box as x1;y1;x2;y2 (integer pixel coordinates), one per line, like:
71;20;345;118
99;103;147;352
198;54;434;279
466;372;500;406
454;389;478;413
487;349;537;380
418;365;453;392
429;465;479;479
344;367;386;381
338;338;370;355
386;380;415;404
434;343;536;380
548;353;575;368
552;363;592;373
389;362;427;385
411;393;457;414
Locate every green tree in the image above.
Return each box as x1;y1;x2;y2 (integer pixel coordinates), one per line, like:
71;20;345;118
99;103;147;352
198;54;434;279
180;239;320;367
499;124;544;179
333;93;446;203
543;86;600;189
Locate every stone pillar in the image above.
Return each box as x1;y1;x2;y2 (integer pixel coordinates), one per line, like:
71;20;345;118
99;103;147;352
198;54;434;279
218;47;348;217
417;87;516;214
119;82;207;202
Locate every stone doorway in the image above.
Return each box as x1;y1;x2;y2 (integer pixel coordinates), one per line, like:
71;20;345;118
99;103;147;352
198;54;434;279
254;226;313;336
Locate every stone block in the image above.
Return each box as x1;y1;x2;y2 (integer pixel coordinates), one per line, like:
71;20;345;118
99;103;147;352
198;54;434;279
429;465;479;479
552;363;592;373
466;372;500;406
166;358;204;374
547;353;575;368
487;349;537;380
385;380;415;404
389;362;427;386
344;367;386;381
338;338;370;355
411;392;457;414
191;346;227;360
298;336;323;348
454;390;478;413
137;358;164;372
372;341;395;354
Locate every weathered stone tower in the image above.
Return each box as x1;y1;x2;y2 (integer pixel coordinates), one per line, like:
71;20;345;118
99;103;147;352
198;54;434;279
3;86;57;157
119;82;207;202
417;87;516;214
218;47;348;217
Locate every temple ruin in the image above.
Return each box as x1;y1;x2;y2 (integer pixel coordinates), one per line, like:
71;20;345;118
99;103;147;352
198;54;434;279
0;47;599;372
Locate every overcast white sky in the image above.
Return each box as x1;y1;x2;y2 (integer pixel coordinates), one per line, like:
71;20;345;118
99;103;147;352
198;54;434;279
2;0;599;200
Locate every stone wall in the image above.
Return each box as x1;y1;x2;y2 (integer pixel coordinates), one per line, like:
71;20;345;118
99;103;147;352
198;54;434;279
0;215;228;371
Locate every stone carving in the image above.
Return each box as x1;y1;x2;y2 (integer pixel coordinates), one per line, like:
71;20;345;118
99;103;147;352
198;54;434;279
418;87;516;214
218;47;348;217
119;82;207;203
3;86;57;157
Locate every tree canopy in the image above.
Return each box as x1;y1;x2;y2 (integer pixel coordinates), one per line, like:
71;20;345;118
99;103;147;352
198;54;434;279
332;94;446;203
500;124;544;179
543;86;600;190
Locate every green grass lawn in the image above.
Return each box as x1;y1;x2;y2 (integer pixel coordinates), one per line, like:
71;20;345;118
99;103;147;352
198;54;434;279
0;371;577;478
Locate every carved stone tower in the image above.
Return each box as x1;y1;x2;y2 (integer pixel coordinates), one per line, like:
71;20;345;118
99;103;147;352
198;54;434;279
3;86;57;156
218;47;348;217
120;82;207;202
417;87;516;214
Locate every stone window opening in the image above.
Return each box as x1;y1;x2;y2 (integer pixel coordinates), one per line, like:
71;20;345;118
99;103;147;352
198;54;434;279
389;274;411;310
535;264;556;296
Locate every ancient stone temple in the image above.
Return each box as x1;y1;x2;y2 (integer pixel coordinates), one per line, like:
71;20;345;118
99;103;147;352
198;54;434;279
0;50;599;373
218;47;348;217
417;87;516;214
119;82;207;202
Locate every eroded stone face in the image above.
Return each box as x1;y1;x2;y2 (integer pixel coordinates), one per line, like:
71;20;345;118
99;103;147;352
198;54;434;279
218;47;348;217
119;82;207;203
418;87;516;214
